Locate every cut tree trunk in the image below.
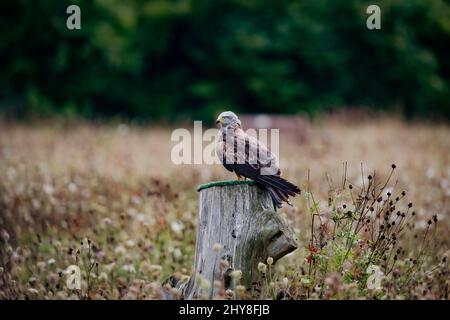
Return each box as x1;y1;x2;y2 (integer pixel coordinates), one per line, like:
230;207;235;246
180;180;298;299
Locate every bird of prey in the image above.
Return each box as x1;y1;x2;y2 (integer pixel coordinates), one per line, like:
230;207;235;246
215;111;300;208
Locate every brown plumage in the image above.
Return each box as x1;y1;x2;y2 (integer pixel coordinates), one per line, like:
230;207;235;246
215;111;300;208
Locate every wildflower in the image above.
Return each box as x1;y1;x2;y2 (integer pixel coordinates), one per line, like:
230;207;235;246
236;285;246;296
138;261;151;274
230;270;242;281
116;277;127;287
104;262;116;272
37;261;46;270
383;187;393;200
114;245;126;256
47;258;56;265
307;244;319;263
280;277;289;289
342;261;352;271
1;229;10;242
170;221;184;235
301;278;310;285
98;272;108;282
55;291;68;300
173;248;182;261
49;273;58;287
68;183;77;193
122;264;136;273
43;184;54;195
308;244;319;253
225;289;234;298
258;262;267;273
149;264;162;276
266;257;274;266
181;275;190;282
212;243;222;253
28;288;39;295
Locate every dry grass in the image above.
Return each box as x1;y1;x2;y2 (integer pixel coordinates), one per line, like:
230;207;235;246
0;116;449;299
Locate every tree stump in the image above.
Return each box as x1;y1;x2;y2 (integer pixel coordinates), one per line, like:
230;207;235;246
180;180;298;299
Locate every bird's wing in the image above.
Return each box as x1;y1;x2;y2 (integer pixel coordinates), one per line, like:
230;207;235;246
217;128;280;176
216;127;300;208
245;132;279;175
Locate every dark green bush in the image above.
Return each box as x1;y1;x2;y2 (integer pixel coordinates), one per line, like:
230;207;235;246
0;0;448;121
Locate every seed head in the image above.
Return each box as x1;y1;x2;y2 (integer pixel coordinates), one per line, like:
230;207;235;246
236;285;246;296
258;262;267;273
225;289;234;298
230;270;242;280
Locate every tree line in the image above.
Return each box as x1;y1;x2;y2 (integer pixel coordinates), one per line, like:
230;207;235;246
0;0;449;121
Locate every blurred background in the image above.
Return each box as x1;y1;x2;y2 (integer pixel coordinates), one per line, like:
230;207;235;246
0;0;449;121
0;1;449;300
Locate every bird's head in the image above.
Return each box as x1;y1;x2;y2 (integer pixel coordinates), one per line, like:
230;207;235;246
216;111;241;129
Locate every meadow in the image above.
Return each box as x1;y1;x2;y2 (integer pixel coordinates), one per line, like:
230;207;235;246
0;115;449;299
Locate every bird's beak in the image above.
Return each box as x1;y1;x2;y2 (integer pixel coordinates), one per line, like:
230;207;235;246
216;117;222;125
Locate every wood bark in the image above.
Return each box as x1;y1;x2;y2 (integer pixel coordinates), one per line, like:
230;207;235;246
180;181;298;299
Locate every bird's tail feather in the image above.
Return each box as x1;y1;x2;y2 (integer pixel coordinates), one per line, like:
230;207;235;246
258;175;300;196
228;164;301;208
254;175;301;209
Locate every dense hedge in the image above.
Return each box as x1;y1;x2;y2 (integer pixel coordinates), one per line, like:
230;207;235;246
0;0;449;121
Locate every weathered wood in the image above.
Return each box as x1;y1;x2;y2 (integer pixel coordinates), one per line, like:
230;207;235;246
180;180;298;299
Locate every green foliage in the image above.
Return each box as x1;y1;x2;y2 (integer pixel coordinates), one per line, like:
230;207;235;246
0;0;449;120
